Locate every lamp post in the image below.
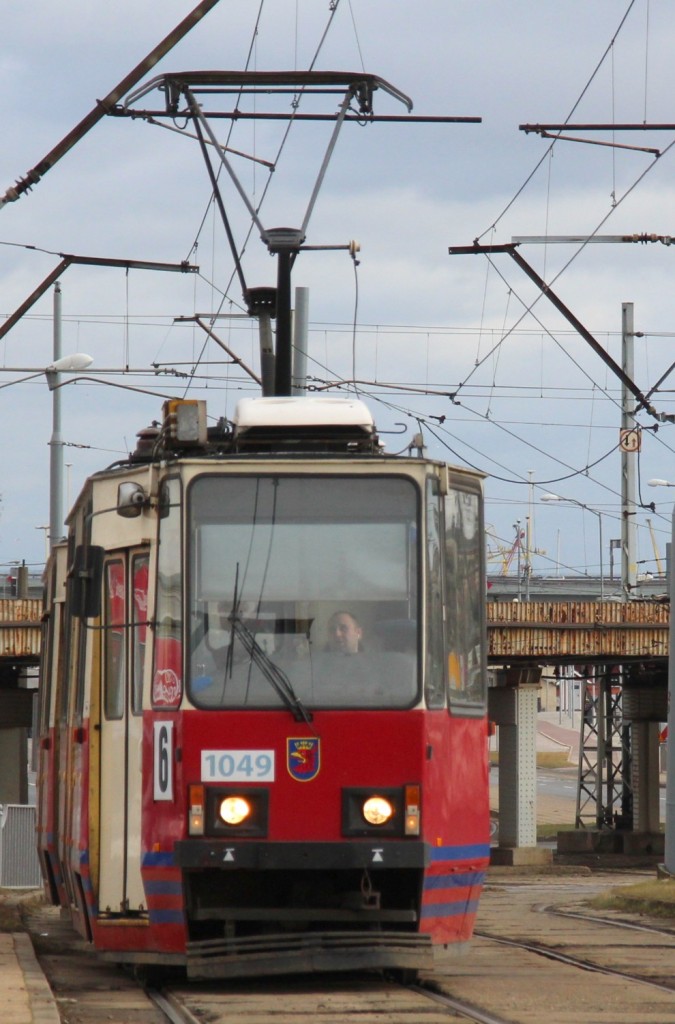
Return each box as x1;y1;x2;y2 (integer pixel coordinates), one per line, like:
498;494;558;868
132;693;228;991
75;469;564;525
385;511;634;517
50;281;62;551
540;493;604;600
0;350;93;556
45;351;94;548
44;284;94;550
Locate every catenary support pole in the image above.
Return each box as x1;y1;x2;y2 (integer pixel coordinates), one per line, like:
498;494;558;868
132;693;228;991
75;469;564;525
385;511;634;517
274;250;293;396
621;302;638;595
665;503;675;873
49;283;63;549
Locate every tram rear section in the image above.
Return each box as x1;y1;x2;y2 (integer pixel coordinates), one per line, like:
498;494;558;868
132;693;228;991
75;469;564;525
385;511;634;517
36;396;490;980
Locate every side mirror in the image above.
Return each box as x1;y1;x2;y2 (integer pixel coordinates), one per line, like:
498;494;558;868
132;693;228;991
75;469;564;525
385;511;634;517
68;545;104;619
117;481;147;518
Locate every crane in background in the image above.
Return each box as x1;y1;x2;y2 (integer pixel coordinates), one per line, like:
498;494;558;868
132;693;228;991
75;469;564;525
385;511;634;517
646;518;664;576
486;524;527;576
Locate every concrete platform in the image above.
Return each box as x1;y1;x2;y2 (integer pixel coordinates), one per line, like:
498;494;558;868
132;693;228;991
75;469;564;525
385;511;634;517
0;930;59;1024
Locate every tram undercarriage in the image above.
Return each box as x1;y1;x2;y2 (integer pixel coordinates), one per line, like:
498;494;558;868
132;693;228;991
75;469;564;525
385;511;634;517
175;840;430;977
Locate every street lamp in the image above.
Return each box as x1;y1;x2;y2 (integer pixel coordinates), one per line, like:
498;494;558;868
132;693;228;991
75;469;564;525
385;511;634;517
0;350;93;557
44;373;188;551
44;338;94;549
540;493;604;600
44;364;184;553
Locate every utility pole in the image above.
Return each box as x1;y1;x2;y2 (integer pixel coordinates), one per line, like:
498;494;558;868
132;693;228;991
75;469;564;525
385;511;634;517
49;283;63;550
622;302;660;839
621;302;638;596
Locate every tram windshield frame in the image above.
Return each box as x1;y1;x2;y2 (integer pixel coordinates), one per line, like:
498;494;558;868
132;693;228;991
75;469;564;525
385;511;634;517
186;473;420;711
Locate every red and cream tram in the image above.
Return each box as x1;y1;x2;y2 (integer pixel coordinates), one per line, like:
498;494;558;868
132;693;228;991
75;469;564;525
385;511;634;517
36;395;490;979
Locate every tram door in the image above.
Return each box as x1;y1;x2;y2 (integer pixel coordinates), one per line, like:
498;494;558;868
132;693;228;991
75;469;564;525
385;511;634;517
98;550;149;914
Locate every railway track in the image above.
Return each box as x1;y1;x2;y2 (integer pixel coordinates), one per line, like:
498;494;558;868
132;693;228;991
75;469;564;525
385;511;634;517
153;975;517;1024
21;871;675;1023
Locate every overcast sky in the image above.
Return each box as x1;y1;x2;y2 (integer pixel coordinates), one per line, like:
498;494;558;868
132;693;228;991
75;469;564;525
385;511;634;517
2;0;675;584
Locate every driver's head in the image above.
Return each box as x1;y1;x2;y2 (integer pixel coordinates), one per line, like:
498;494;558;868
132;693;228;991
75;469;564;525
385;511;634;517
327;611;362;654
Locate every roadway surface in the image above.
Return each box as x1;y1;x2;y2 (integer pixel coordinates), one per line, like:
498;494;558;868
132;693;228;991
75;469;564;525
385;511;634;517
491;765;666;835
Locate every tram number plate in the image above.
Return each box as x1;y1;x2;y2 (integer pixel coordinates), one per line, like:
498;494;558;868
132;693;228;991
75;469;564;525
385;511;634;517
201;749;275;782
153;721;174;801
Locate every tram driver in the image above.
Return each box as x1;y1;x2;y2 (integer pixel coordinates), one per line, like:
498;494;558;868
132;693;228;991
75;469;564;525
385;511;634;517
326;611;363;655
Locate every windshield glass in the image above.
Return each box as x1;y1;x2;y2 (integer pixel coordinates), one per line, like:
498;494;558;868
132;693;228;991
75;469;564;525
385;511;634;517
187;474;419;709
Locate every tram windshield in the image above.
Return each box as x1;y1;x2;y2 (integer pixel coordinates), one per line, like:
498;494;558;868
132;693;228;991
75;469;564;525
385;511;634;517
187;475;419;710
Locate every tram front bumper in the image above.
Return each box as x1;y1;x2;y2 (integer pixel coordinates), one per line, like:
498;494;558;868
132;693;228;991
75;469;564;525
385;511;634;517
174;839;428;870
186;929;433;980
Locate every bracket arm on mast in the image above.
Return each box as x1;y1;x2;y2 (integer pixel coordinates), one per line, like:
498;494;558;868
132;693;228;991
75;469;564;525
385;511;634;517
448;241;656;417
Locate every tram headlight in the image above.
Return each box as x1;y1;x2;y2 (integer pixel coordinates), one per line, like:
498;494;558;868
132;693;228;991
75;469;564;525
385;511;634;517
362;796;394;826
205;787;269;837
219;795;251;826
342;787;406;836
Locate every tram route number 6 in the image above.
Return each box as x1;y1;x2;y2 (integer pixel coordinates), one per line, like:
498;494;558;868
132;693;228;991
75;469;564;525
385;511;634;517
153;721;174;801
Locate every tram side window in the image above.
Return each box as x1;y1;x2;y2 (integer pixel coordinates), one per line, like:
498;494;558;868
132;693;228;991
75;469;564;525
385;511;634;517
444;486;486;709
104;560;125;720
39;568;57;732
131;554;149;715
152;478;183;709
425;478;445;708
58;532;79;723
75;503;95;716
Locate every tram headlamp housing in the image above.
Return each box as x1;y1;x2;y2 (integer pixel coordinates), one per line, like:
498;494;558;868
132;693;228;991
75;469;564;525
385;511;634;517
204;787;268;837
342;786;410;837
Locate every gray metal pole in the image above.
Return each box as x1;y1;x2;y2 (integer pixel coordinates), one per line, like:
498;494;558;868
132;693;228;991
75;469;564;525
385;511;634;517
49;283;63;549
665;504;675;873
596;677;606;828
258;313;275;397
292;286;309;395
621;302;637;596
273;249;294;396
598;511;604;600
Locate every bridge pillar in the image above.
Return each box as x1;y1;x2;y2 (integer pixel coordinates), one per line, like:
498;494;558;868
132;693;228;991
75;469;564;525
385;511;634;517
0;667;35;806
489;672;551;866
623;675;666;855
0;727;28;805
631;721;661;832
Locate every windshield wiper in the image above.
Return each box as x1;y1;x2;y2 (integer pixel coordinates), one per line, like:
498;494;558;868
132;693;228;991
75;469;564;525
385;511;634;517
227;612;313;725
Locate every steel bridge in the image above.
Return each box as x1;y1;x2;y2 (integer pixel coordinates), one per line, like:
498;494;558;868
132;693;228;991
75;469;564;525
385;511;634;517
487;594;668;860
0;598;41;805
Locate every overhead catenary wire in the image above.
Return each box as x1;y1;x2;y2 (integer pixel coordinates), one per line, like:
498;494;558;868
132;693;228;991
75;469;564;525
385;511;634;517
453;0;675;429
4;4;672;585
476;0;639;241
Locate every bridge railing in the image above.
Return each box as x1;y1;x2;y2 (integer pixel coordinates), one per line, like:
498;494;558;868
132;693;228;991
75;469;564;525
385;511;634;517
0;598;42;659
487;599;669;661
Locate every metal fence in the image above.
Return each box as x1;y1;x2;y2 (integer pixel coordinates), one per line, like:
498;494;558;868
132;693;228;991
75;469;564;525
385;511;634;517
0;804;42;888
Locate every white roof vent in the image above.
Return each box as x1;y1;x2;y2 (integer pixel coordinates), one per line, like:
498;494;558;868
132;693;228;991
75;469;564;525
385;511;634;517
232;396;377;452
